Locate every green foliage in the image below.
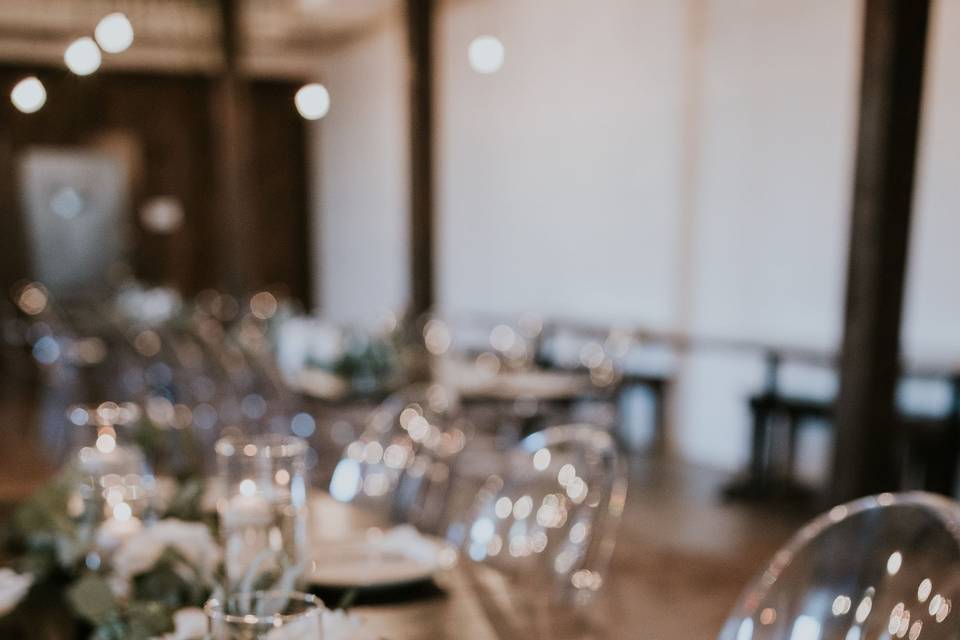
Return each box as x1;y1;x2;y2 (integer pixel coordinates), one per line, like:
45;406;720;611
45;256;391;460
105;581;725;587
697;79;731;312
70;544;214;640
7;470;92;578
124;601;174;639
12;472;74;539
163;477;206;523
67;573;117;625
6;474;218;639
133;547;207;609
64;542;215;639
131;416;205;479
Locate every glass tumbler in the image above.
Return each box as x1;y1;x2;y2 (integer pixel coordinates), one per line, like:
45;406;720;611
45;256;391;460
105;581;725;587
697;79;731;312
215;435;310;590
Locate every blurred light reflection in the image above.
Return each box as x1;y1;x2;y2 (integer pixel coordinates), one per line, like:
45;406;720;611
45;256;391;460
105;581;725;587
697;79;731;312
10;76;45;114
64;37;102;76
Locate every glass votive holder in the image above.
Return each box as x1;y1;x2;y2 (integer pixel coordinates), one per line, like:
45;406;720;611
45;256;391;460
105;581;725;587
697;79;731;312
66;401;141;448
204;590;323;640
214;435;310;590
72;438;156;526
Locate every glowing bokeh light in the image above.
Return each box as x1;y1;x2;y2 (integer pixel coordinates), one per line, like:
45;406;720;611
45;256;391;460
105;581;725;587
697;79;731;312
10;76;46;114
239;478;257;497
95;12;134;54
112;502;132;521
96;433;116;454
295;83;330;120
64;37;102;76
468;35;505;74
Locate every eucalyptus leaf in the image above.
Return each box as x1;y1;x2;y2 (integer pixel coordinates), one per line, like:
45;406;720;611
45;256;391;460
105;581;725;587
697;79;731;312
164;477;204;521
67;573;118;625
126;600;175;639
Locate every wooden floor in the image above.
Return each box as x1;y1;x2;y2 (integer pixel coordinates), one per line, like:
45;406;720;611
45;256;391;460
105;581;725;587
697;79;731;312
0;387;809;638
595;457;805;638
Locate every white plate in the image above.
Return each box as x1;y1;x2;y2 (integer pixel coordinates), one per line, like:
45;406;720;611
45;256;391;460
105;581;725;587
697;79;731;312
308;525;458;589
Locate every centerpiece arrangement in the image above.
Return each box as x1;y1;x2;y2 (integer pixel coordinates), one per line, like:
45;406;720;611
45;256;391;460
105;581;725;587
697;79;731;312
0;406;365;640
0;282;433;639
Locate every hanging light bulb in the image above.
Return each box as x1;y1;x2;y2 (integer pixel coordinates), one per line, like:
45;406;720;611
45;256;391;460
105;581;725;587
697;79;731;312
468;35;505;74
10;77;46;114
295;83;330;120
64;37;102;76
95;12;134;54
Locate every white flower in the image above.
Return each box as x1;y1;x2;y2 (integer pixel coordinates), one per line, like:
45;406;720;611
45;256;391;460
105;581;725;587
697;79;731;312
323;609;367;640
112;530;165;579
112;519;221;583
95;515;144;554
308;321;344;364
0;569;32;617
265;613;323;640
152;606;208;640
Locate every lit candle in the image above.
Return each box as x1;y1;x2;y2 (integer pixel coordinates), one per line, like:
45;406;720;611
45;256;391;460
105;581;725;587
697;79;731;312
220;480;273;530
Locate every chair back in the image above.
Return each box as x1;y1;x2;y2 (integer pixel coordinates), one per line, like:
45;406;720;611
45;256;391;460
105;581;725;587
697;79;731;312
329;383;466;532
719;492;960;640
454;423;627;606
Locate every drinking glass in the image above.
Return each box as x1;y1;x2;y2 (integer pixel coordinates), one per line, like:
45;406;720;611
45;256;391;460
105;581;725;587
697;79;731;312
215;435;310;591
68;404;155;523
204;590;323;640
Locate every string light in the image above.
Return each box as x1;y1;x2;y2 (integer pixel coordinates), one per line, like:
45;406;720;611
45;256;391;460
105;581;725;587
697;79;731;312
295;83;330;120
468;35;505;74
64;37;102;76
10;76;46;113
95;13;134;54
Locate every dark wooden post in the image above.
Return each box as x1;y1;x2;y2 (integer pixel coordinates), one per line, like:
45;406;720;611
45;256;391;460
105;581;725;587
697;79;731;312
406;0;435;317
831;0;931;502
212;0;256;293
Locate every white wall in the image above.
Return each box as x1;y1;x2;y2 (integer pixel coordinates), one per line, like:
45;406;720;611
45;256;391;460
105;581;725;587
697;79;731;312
684;0;859;348
436;0;687;329
902;0;960;361
309;8;410;325
674;0;861;470
312;0;960;473
435;0;862;471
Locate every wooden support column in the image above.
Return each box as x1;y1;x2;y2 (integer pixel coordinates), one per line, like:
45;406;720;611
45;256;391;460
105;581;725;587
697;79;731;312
406;0;436;317
831;0;930;502
212;0;256;293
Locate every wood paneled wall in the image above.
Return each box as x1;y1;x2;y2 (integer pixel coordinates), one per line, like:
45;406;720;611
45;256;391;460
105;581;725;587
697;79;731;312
0;66;312;305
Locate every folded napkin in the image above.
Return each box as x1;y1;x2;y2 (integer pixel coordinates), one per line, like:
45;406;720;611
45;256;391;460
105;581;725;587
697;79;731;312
374;525;444;564
0;568;32;617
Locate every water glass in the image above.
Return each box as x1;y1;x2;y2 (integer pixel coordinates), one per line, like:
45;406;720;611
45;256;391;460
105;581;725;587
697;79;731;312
215;435;310;590
73;442;155;524
204;590;323;640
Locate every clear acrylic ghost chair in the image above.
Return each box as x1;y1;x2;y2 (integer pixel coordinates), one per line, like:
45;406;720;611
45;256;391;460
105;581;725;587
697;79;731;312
719;492;960;640
328;383;466;533
452;424;626;637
